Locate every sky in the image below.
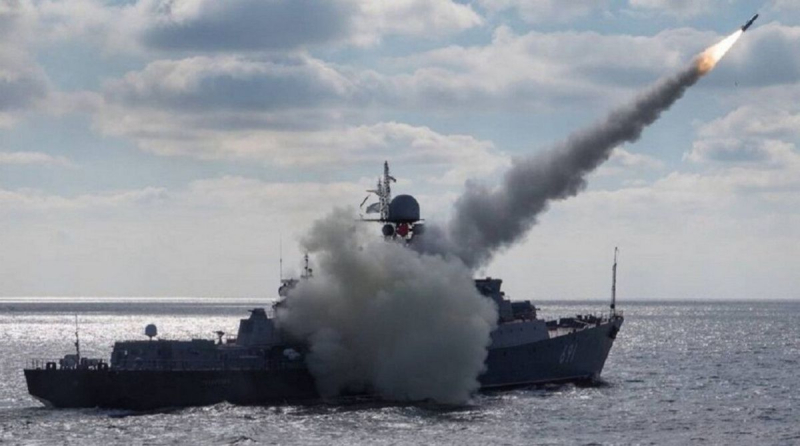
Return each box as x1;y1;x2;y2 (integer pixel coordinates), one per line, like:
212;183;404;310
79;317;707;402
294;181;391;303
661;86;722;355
1;0;798;300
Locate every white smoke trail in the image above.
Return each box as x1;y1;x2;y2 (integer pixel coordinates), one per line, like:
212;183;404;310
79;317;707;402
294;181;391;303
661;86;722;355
415;31;743;269
276;209;497;404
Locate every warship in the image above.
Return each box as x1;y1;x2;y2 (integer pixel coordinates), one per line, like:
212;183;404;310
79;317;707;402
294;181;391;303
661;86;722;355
24;163;623;410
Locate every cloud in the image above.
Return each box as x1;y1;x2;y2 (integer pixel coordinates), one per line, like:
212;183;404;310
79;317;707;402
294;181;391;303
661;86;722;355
707;23;800;88
137;0;357;52
99;26;717;120
0;186;168;212
103;55;360;112
688;94;800;168
698;104;800;141
686;138;799;166
627;0;720;18
125;0;482;52
387;26;717;110
499;168;800;300
95;105;507;184
595;147;665;176
0;178;369;296
0;4;50;125
476;0;610;23
94;23;800;126
0;151;74;167
771;0;800;12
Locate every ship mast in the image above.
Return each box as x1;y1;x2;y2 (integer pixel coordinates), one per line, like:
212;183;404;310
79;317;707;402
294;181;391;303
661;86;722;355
610;247;618;317
379;161;395;221
74;314;81;362
301;253;313;279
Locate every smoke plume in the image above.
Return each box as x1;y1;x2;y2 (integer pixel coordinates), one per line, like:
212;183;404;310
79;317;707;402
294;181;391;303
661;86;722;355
415;32;742;269
276;209;497;404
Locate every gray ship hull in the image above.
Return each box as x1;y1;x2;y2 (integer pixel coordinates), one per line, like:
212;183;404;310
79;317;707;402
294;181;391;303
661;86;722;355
25;317;622;409
24;368;318;410
481;317;622;388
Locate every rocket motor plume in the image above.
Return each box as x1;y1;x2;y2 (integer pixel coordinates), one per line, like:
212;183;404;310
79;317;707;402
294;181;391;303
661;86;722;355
415;30;744;269
697;30;743;74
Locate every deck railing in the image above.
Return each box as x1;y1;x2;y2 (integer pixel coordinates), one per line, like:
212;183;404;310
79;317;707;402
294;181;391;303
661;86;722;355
26;357;305;372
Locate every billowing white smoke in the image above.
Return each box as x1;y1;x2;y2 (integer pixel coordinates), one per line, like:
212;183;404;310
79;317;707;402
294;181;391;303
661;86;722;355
276;209;497;404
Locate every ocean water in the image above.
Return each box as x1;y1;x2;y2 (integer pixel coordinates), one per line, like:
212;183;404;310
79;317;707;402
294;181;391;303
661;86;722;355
0;298;798;445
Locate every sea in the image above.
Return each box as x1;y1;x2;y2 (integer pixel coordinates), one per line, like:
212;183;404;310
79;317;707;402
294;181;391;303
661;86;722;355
0;298;798;445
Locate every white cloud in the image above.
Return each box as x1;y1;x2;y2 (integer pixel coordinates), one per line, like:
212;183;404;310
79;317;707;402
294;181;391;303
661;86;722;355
352;0;483;45
0;186;168;212
0;178;371;296
487;162;800;301
477;0;610;23
0;151;74;167
388;26;717;110
698;105;800;141
95;107;507;184
595;147;665;176
687;93;800;169
627;0;720;18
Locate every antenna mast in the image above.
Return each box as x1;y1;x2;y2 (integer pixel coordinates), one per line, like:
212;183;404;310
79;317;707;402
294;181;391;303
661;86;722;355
610;247;619;317
301;253;313;279
380;161;395;221
279;236;283;282
74;314;81;362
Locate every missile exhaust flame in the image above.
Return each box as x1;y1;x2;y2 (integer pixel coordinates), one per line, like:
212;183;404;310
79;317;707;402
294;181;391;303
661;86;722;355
696;30;743;74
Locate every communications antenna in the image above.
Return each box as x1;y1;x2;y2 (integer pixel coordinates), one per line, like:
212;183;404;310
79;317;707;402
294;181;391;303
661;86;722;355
610;247;619;317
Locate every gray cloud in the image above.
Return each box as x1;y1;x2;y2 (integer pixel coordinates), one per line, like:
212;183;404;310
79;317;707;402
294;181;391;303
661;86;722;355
0;4;49;124
103;55;361;113
477;0;610;23
140;0;356;51
131;0;482;52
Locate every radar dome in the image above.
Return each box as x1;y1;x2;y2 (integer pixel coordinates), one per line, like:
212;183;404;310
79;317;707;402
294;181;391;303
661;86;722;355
388;195;420;223
145;324;158;339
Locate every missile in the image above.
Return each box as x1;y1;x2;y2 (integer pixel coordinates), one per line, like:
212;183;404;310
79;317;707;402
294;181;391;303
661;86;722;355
742;14;759;32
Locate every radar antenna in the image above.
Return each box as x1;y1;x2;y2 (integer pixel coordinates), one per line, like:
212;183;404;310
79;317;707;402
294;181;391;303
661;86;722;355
360;161;395;221
610;247;619;317
359;161;424;242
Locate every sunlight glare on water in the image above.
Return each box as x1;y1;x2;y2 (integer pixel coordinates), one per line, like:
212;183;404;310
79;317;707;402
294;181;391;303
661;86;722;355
1;298;799;445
